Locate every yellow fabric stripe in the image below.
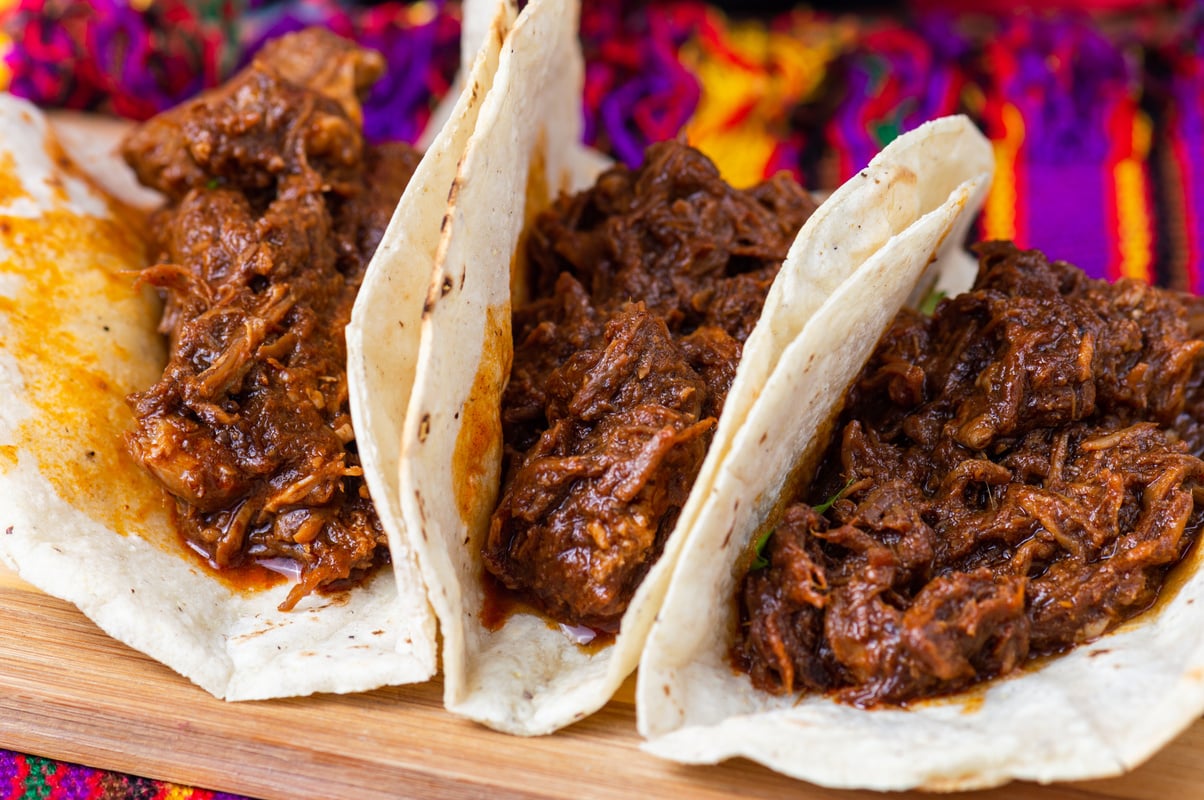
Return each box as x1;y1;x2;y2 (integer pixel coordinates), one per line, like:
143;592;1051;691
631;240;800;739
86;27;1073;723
982;102;1023;243
1115;111;1153;282
0;0;14;91
683;13;851;187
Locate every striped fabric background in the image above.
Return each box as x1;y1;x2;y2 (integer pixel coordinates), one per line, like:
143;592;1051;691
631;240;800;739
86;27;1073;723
4;0;1199;288
1;751;247;799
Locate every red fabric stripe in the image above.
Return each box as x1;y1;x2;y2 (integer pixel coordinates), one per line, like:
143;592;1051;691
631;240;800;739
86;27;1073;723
1171;124;1202;292
45;759;68;798
1102;101;1130;282
11;753;29;800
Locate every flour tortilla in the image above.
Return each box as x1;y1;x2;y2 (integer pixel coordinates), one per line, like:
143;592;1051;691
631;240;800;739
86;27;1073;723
418;0;505;150
635;131;1204;791
398;3;996;734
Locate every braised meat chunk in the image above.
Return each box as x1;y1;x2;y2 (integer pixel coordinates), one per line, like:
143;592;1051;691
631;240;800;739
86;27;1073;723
123;29;419;610
487;141;818;630
735;241;1204;706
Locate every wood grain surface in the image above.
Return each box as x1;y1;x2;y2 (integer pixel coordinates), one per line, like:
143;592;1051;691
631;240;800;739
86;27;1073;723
1;564;1203;800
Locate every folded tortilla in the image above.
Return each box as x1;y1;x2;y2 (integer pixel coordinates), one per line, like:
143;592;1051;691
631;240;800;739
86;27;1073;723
394;0;608;736
0;7;509;699
390;0;997;734
635;122;1204;791
346;0;516;680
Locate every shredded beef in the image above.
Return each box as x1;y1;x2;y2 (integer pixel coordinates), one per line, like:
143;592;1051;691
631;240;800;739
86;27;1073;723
123;29;419;610
735;241;1204;706
487;141;817;629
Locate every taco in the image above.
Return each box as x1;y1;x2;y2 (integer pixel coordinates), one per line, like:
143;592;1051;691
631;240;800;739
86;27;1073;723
0;15;509;700
389;0;994;735
636;229;1204;784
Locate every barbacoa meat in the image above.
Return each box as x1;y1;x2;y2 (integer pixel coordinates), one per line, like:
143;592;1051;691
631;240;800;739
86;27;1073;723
735;241;1204;706
486;141;817;629
123;29;419;610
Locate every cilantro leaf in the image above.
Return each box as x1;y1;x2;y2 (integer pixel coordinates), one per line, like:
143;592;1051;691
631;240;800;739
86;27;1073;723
918;287;947;317
749;479;856;572
814;476;856;514
750;528;775;570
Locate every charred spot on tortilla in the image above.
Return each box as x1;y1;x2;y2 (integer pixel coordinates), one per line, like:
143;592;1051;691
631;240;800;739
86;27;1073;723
423;283;439;317
721;523;737;550
120;29;422;612
734;241;1204;708
485;140;819;632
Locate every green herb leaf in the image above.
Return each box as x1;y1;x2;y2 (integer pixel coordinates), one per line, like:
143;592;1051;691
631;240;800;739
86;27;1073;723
205;178;221;190
918;287;947;317
814;476;856;514
750;528;774;571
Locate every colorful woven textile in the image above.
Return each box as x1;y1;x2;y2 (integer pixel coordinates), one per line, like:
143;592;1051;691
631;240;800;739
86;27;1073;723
0;750;251;799
2;0;1203;288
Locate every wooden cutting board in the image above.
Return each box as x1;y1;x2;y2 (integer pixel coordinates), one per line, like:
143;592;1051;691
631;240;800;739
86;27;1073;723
1;563;1203;800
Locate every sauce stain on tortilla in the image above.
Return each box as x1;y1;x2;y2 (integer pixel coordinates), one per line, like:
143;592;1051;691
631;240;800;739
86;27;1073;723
451;303;509;534
0;146;172;542
909;680;989;715
0;152;26;209
1;180;287;596
479;568;616;653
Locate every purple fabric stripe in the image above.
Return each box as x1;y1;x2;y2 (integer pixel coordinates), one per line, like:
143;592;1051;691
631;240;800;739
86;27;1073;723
0;750;20;795
58;763;97;797
1024;160;1112;280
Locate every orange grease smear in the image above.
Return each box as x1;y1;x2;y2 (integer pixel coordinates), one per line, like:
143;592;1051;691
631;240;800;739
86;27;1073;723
1;132;290;596
0;152;25;209
452;303;510;531
0;186;172;539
